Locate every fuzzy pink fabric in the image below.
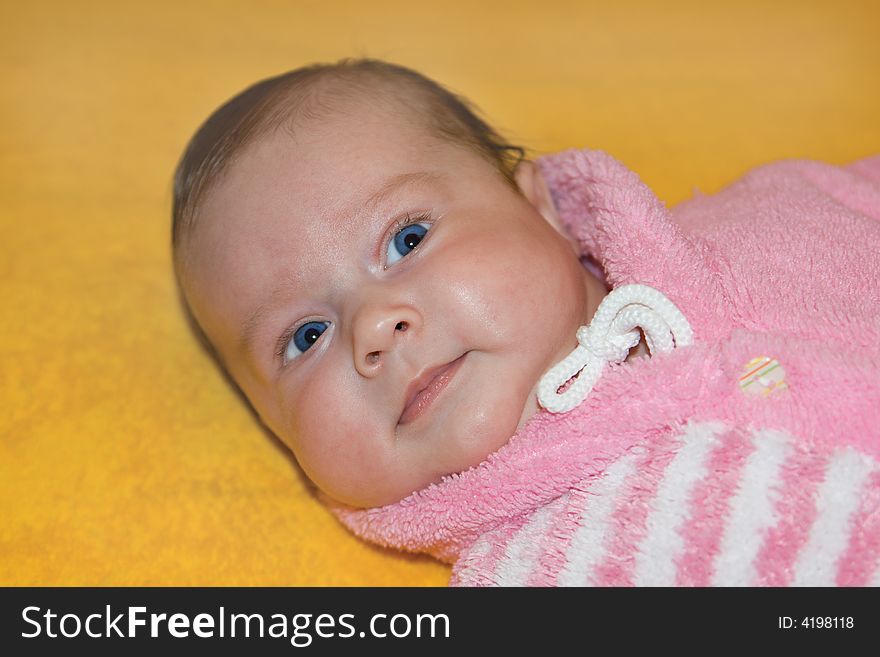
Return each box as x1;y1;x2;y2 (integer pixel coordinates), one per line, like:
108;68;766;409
330;149;880;586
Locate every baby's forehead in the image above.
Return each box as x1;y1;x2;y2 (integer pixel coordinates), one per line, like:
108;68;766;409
216;133;450;220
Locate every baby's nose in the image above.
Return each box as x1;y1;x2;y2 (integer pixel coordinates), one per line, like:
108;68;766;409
352;306;420;376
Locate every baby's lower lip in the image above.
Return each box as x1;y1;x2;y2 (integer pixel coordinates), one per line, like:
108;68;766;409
398;353;468;426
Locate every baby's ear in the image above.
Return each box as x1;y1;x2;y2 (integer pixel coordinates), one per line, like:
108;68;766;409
514;159;579;255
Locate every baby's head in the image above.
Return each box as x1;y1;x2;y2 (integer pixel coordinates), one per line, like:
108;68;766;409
172;58;605;508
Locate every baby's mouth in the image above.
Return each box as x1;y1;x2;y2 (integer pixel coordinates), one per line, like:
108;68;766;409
398;352;468;426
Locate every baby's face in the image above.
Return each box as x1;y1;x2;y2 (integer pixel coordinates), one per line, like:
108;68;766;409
183;101;603;507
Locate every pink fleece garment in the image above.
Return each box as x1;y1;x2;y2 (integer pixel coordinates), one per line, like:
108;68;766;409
330;149;880;586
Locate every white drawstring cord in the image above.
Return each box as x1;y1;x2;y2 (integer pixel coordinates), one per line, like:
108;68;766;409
537;284;694;413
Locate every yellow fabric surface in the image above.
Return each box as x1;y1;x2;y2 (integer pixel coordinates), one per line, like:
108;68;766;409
2;0;878;586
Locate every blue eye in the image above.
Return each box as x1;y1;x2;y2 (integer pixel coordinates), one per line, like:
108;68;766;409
284;320;330;362
386;222;429;265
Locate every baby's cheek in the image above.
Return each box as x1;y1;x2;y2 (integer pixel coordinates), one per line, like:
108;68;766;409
283;371;344;458
285;364;387;479
444;243;537;329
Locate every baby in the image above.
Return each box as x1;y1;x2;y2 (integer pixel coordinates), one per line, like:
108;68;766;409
173;58;880;586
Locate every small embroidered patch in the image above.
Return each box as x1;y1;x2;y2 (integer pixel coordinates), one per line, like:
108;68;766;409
738;356;788;397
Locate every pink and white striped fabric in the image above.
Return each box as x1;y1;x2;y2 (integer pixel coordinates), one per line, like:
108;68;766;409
330;149;880;586
451;422;879;586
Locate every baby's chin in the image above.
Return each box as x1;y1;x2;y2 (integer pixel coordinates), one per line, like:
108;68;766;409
438;383;538;474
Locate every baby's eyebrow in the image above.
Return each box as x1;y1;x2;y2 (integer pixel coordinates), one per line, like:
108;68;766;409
361;170;444;219
237;170;445;358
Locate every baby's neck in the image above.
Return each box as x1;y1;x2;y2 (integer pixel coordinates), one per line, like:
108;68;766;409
624;328;650;362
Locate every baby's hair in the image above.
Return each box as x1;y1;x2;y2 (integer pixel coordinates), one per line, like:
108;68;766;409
171;57;527;264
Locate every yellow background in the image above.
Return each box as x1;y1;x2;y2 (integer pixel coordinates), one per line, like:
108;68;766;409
2;0;878;585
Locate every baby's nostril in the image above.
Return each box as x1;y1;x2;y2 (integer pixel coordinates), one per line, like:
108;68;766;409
366;351;380;365
395;321;408;332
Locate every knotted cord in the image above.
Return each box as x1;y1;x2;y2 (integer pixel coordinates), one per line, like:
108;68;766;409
537;284;694;413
